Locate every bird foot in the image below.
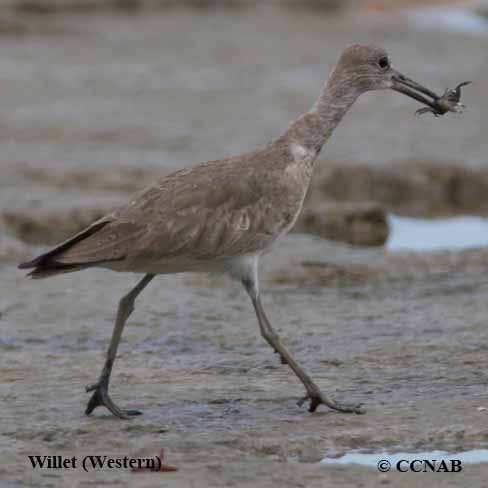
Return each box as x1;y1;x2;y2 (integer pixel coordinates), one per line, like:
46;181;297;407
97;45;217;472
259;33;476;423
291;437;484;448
297;391;365;414
85;381;142;419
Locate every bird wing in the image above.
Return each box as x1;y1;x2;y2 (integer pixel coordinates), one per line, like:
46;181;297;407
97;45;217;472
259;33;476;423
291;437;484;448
54;152;290;267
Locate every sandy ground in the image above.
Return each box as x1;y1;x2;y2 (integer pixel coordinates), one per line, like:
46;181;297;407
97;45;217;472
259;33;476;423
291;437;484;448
4;238;488;486
2;5;488;487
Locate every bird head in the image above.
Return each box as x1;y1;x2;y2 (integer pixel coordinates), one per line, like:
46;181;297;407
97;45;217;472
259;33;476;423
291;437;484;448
334;44;440;112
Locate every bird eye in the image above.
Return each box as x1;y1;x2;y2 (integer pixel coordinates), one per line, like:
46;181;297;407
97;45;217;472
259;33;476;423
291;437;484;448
378;57;389;69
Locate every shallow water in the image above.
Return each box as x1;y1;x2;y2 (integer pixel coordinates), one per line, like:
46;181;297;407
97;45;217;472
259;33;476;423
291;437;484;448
322;449;488;467
387;215;488;251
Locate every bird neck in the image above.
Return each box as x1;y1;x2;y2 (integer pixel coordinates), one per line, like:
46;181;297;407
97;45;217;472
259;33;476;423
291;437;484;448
281;69;361;156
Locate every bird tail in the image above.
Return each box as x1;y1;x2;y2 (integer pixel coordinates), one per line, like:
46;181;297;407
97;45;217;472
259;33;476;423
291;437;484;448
18;220;111;279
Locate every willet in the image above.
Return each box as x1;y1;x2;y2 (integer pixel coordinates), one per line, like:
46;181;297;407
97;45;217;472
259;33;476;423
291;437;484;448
20;45;451;419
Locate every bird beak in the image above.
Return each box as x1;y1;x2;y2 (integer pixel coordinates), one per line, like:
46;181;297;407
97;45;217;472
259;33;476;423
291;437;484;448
390;68;440;111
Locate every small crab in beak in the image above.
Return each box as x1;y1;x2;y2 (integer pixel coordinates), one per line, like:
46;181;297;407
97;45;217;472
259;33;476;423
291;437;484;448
390;69;471;117
415;81;472;117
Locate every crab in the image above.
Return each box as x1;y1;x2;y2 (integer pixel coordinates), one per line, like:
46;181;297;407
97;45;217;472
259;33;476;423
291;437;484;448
415;81;472;117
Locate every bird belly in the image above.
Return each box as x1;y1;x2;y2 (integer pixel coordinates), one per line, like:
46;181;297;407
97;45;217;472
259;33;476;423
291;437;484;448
102;252;260;277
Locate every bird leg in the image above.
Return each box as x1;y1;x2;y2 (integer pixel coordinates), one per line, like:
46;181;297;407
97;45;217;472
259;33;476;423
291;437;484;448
85;273;155;419
242;279;363;414
275;349;288;365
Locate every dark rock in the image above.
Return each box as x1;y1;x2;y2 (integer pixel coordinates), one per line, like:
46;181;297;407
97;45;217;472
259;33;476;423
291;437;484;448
295;201;389;246
312;161;488;218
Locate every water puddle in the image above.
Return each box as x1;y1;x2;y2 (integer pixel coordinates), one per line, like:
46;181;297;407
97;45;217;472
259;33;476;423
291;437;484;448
322;449;488;467
387;215;488;251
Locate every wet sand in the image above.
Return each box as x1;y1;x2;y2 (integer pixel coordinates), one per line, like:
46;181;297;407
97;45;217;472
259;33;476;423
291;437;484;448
4;238;488;486
2;5;488;487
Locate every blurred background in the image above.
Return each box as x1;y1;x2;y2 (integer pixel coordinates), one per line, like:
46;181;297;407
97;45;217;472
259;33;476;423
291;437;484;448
2;0;488;260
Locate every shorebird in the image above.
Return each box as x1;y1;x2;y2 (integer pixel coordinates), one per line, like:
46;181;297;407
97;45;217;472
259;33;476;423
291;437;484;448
20;45;449;419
